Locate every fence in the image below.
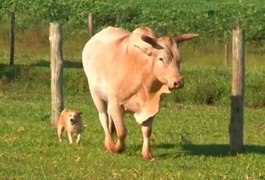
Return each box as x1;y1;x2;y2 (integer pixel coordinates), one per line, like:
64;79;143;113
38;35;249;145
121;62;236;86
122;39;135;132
48;14;93;127
49;22;64;128
9;12;15;65
6;12;245;152
230;23;245;153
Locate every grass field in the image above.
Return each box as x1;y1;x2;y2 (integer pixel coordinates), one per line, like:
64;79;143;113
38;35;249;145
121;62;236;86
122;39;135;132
1;64;265;179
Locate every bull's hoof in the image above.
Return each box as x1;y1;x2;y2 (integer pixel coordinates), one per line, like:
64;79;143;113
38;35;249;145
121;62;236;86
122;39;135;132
115;140;125;152
104;140;116;153
104;145;116;153
104;141;125;153
115;141;125;153
142;150;154;160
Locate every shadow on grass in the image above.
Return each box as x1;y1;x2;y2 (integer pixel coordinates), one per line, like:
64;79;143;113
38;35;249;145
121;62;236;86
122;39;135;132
0;62;84;87
181;143;230;156
0;63;27;80
0;60;83;79
152;143;265;158
31;59;83;68
182;144;265;156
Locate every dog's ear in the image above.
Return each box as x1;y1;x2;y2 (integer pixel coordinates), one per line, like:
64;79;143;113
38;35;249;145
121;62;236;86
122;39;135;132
78;111;83;115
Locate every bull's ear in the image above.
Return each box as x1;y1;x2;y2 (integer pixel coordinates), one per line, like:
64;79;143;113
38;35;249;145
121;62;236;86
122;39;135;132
133;35;163;56
174;33;199;43
141;35;163;50
133;35;154;56
141;35;157;47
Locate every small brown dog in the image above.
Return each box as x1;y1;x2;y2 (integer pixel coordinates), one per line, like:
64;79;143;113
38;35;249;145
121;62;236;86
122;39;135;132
57;109;83;144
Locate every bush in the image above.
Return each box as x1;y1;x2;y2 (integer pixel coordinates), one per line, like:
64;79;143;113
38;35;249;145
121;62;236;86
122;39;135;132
166;67;230;105
1;0;265;42
164;66;265;108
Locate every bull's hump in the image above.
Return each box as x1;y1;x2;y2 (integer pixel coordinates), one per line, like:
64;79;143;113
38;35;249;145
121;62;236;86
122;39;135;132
93;27;130;43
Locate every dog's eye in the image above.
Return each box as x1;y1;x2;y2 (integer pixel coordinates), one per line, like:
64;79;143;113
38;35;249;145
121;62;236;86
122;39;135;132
158;57;164;62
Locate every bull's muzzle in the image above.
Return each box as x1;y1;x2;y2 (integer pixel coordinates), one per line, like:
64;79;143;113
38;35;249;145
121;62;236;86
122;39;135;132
170;76;184;90
174;78;184;89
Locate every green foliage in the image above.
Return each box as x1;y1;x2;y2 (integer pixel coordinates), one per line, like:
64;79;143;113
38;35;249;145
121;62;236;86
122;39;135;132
170;67;231;105
162;65;265;107
245;68;265;107
1;63;265;107
1;0;265;41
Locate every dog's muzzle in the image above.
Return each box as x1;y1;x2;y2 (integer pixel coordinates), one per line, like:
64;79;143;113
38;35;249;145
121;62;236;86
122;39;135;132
70;118;75;125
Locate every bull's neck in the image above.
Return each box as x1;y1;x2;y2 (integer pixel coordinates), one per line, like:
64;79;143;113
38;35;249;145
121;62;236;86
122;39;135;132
143;72;163;95
129;49;163;95
140;62;163;95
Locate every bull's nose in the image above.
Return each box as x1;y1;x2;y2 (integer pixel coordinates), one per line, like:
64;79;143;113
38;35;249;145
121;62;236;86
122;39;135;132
174;79;184;89
172;76;184;89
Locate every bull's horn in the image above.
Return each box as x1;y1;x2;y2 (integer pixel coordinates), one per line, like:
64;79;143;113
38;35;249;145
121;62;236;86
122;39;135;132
174;33;199;43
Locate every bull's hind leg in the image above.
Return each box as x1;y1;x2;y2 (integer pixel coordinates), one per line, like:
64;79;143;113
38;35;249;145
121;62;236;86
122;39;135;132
89;88;115;152
141;117;154;160
108;98;127;152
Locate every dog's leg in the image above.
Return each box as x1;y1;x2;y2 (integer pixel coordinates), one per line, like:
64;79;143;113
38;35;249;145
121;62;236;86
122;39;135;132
67;132;73;144
76;133;81;145
57;125;63;142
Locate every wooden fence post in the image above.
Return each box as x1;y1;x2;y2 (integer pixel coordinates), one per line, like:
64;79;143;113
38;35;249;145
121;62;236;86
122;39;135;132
229;23;245;153
49;22;64;128
224;44;229;66
88;13;94;38
9;11;15;65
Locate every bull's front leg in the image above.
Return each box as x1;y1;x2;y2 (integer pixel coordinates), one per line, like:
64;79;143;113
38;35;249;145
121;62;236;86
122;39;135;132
108;98;127;152
89;88;115;152
99;112;116;152
141;117;154;160
108;115;116;138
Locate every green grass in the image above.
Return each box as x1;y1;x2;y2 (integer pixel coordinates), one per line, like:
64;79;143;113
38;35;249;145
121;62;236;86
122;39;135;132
1;64;265;179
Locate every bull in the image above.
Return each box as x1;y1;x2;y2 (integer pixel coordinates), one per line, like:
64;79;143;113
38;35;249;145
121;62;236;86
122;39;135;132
82;26;198;160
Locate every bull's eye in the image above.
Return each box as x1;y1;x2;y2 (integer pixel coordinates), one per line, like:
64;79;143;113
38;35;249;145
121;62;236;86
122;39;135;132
158;57;163;62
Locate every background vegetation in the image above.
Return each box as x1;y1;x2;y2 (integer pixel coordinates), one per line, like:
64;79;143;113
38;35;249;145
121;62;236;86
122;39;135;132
1;0;265;42
0;0;264;106
1;64;265;107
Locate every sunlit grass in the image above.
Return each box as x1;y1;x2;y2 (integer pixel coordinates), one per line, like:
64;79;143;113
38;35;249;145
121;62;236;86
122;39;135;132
0;64;265;179
1;90;265;179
